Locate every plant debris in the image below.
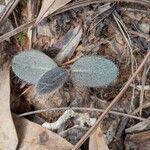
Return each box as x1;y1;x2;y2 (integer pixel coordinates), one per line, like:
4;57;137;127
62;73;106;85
0;0;150;150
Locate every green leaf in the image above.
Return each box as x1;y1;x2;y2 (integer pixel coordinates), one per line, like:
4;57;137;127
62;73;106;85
71;56;118;87
36;67;69;95
12;50;57;84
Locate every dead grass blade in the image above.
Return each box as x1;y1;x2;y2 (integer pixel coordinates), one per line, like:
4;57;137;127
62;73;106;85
113;11;136;74
35;0;72;25
56;0;150;14
73;50;150;150
0;0;20;24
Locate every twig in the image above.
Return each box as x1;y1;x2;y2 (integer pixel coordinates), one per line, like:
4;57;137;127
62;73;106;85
61;53;83;66
42;110;76;130
73;50;150;150
42;110;96;130
133;102;150;115
18;107;147;121
121;7;150;15
130;84;150;91
139;65;147;116
19;85;33;96
129;30;150;42
0;19;35;43
89;3;116;31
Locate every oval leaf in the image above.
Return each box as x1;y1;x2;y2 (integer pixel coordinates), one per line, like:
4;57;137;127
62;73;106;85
12;50;57;84
71;56;118;87
37;67;69;95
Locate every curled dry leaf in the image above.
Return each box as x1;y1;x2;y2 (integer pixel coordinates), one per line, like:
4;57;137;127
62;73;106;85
125;119;150;133
0;64;18;150
125;130;150;150
55;25;82;65
12;50;57;84
35;0;72;25
89;127;109;150
37;67;69;95
13;115;73;150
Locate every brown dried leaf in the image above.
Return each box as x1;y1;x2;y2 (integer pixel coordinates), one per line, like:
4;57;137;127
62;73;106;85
89;127;109;150
13;115;74;150
125;131;150;150
125;119;150;133
55;25;82;65
35;0;72;25
0;0;20;24
0;64;18;150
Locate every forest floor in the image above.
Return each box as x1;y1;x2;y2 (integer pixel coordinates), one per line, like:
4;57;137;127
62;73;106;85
0;0;150;150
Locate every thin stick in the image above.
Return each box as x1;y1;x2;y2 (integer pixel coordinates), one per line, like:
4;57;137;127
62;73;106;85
133;102;150;115
139;65;147;116
18;107;146;121
129;30;150;42
61;53;83;66
0;19;35;43
73;50;150;150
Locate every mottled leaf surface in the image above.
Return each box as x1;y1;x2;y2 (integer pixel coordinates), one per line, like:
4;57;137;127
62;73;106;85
71;56;118;87
12;50;57;84
37;67;68;95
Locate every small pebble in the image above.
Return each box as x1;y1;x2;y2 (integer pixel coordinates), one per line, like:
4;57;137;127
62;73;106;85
139;23;150;34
